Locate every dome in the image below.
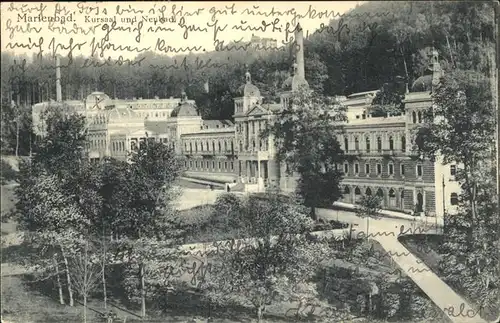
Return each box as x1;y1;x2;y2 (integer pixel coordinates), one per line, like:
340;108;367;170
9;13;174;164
282;74;309;92
282;62;309;92
170;102;198;117
237;83;261;97
411;74;432;92
236;70;260;97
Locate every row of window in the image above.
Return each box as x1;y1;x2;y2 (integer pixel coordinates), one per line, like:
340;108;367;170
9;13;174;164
183;140;234;154
185;160;234;171
344;162;422;177
344;135;406;153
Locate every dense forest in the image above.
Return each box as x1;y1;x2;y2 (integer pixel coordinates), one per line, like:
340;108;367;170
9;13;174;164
1;1;496;154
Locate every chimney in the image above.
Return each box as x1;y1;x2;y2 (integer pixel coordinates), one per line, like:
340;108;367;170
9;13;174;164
295;23;305;79
56;56;62;102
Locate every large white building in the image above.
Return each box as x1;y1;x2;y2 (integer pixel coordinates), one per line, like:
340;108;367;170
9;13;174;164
32;28;461;219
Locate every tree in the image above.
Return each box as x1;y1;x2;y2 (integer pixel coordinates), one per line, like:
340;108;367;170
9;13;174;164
110;139;184;318
355;195;382;237
201;192;328;322
415;70;494;232
415;69;499;319
263;85;346;220
70;239;102;323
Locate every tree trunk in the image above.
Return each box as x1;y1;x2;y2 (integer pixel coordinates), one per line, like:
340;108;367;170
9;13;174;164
83;294;87;323
61;249;74;306
15;119;19;157
102;235;107;309
140;263;146;318
257;305;264;322
53;256;65;305
310;206;317;221
445;34;455;68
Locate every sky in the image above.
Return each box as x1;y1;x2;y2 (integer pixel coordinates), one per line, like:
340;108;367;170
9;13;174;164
1;1;362;61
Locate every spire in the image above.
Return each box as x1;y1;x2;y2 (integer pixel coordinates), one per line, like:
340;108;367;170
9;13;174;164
245;68;251;84
294;22;305;79
431;48;442;89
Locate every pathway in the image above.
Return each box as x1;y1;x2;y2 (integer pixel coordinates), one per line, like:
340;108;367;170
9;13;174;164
316;206;487;323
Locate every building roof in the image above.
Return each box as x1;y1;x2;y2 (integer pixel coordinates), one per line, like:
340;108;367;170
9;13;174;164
145;121;169;134
107;106;139;121
236;71;261;97
170;101;198;117
411;74;433;92
282;73;309;92
202;120;234;129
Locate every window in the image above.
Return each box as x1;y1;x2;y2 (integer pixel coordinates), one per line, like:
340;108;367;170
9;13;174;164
344;163;349;174
377;137;382;152
401;164;405;176
389;189;396;198
212;142;215;152
231;162;234;170
189;161;193;167
401;136;406;152
355;187;361;195
365;188;372;196
365;164;370;174
354;163;359;175
218;162;221;169
412;111;417;123
417;164;423;177
388;163;394;175
450;193;459;205
212;161;215;168
344;137;349;151
344;186;350;194
418;111;422;123
377;163;382;175
195;161;199;168
450;165;456;176
354;137;359;151
389;136;394;151
366;137;370;152
218;142;221;152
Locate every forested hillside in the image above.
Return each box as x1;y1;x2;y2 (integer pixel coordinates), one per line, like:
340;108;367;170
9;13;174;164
1;1;496;154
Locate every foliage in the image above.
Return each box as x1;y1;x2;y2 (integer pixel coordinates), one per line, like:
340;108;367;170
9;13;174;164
263;85;346;218
1;2;495;123
105;139;185;318
370;77;406;117
201;192;329;322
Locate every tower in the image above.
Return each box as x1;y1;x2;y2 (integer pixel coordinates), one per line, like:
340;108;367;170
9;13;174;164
295;23;305;80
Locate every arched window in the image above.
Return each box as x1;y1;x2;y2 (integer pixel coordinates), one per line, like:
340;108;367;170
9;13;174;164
195;142;198;152
190;142;193;153
231;141;234;153
417;111;422;123
366;136;370;152
401;136;406;152
366;188;372;196
252;140;256;150
206;141;209;151
200;142;204;151
354;137;359;151
412;111;417;123
218;142;221;152
377;136;382;152
344;186;350;194
450;193;459;205
344;137;349;151
239;141;243;152
389;189;396;198
389;136;394;151
377;188;384;197
355;187;361;195
212;142;215;152
224;141;228;151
